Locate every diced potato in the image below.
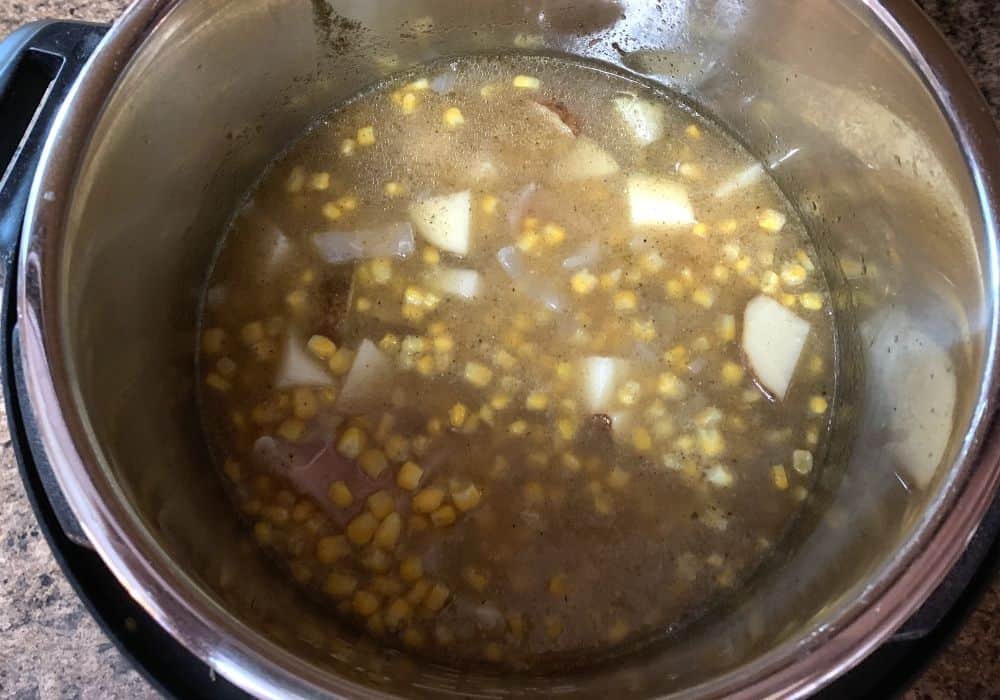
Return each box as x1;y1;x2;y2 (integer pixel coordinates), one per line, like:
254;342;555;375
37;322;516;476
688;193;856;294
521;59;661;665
553;137;620;181
409;191;472;256
627;174;695;228
580;356;626;412
424;267;481;300
743;294;810;400
274;334;333;389
335;339;394;414
613;95;665;145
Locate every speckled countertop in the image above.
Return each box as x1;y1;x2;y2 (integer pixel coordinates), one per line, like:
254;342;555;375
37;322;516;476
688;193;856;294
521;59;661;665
0;2;998;699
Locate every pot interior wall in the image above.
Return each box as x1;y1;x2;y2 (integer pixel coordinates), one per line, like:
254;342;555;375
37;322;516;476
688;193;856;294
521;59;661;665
56;0;991;696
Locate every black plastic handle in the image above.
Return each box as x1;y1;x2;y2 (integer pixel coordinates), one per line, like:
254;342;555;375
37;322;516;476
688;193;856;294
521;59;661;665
0;21;108;548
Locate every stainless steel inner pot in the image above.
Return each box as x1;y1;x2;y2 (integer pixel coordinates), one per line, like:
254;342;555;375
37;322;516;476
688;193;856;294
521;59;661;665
16;0;1000;697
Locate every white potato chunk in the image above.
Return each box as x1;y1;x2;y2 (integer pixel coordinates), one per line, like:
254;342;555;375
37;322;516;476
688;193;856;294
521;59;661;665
424;267;481;300
409;190;472;256
335;339;394;414
528;101;576;138
313;222;415;264
742;295;810;400
613;95;665;145
713;163;764;199
581;356;626;413
627;174;695;228
553;137;620;181
275;334;333;389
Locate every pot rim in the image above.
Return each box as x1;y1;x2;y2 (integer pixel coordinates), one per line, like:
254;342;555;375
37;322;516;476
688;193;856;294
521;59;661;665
15;0;1000;698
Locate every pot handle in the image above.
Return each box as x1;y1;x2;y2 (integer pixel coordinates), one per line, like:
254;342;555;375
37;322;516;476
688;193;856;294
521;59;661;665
1;21;108;549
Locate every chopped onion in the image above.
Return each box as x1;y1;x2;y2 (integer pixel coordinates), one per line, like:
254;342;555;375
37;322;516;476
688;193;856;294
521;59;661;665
274;334;334;389
424;266;482;300
335;339;395;414
497;246;567;311
313;222;415;264
581;356;626;413
627;174;695;228
562;240;602;270
613;95;665;145
529;101;576;138
742;295;810;400
410;191;472;256
553;137;620;181
507;183;538;234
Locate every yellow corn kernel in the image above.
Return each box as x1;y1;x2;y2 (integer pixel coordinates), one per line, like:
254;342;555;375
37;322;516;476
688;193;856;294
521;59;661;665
451;483;482;512
717;314;736;342
548;573;568;596
484;643;503;662
385;598;412;629
400;92;417;115
544;616;563;640
353;590;380;616
277;418;306;442
685;124;702;139
327;481;353;508
772;464;789;490
516;231;540;253
252;520;272;545
560;453;582;473
758;208;786;232
780;292;798;308
412;487;444;513
512;75;540;90
525;391;549;412
323;573;358;598
205;373;230;392
285;289;308;314
721;361;745;386
325;345;353;375
241;321;264;346
476;194;500;217
800;292;824;310
409;514;429;532
657;372;686;400
367;490;395;520
664;278;685;299
448;402;468;429
781;263;808;287
399;557;424;584
692;221;709;237
321;202;343;221
421;246;440;266
340;138;356;156
698;428;725;457
402;627;425;648
396;461;423;491
308;171;331;191
488;392;510;411
431;505;457;528
201;328;226;356
806;425;820;446
375;512;403;549
223;459;241;482
508;420;528;436
442;107;465;128
711;264;731;283
617;380;641;406
463;566;489;592
464;362;493;387
347;512;378;546
542;223;566;246
607;467;631;490
285;165;306;193
691;287;716;309
632;426;653;452
809;395;828;414
424;583;451;611
793;449;814;474
608;620;629;643
336;426;366;459
556;417;578;441
306;335;336;360
357;126;375;146
600;269;622;290
613;289;638;312
316;535;350;564
372;576;403;597
630;318;657;341
569;269;598;295
756;270;779;295
664;345;689;370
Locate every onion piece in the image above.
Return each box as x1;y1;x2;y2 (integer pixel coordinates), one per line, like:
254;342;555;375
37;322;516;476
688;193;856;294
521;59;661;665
335;339;395;414
562;240;602;270
497;246;567;312
424;267;482;300
742;295;810;400
274;334;334;389
313;222;415;264
409;191;472;256
529;101;577;138
613;95;665;146
553;137;620;181
627;174;695;228
581;356;626;413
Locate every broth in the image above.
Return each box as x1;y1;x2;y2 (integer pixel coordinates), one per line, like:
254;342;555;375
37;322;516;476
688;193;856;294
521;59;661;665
198;55;836;669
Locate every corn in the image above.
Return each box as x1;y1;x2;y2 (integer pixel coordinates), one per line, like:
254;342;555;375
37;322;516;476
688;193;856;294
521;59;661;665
402;627;425;648
316;535;350;564
400;92;417;115
716;315;736;342
323;573;358;598
508;420;528;436
347;512;377;546
371;576;403;597
424;583;451;611
431;505;457;527
512;75;540;90
516;231;541;253
524;391;549;412
451;483;482;512
664;278;685;299
396;461;423;491
205;373;230;392
328;347;355;376
336;426;367;459
443;107;465;128
385;598;412;629
780;292;798;308
339;138;356;156
321;202;343;221
484;643;504;662
413;487;444;513
353;590;380;616
277;418;306;442
367;490;395;521
772;464;789;490
664;345;688;370
608;620;629;643
356;126;375;146
613;290;638;312
658;372;687;399
463;567;489;592
542;223;566;246
809;395;828;414
607;467;630;490
632;426;653;452
328;481;353;508
448;402;468;429
685;124;702;139
806;425;820;446
548;573;568;596
239;321;263;346
544;616;563;640
399;557;423;583
201;328;226;356
758;208;786;232
721;361;745;386
568;269;599;295
781;263;808;287
698;428;725;457
305;335;335;361
800;292;824;310
793;449;814;474
464;362;494;387
308;172;331;191
375;512;403;549
809;355;825;375
405;579;431;606
285;166;306;193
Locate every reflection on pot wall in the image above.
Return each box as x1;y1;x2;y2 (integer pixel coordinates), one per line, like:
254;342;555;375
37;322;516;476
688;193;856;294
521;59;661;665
53;0;987;696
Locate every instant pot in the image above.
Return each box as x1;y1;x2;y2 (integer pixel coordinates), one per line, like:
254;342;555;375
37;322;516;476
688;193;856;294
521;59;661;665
1;2;999;698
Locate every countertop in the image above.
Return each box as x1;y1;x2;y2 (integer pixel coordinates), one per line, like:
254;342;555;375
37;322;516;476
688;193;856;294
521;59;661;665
0;1;998;698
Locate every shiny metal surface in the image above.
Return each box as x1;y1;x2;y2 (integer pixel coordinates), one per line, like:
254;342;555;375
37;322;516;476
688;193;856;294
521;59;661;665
15;0;1000;697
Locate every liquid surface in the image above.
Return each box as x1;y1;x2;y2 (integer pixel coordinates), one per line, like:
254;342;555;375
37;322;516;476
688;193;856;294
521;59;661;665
198;55;836;669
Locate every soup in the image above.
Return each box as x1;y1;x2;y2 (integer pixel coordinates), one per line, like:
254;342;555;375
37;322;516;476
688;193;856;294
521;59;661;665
198;55;836;669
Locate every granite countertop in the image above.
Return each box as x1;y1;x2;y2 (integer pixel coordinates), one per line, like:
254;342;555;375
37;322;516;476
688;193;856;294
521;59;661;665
0;1;998;698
